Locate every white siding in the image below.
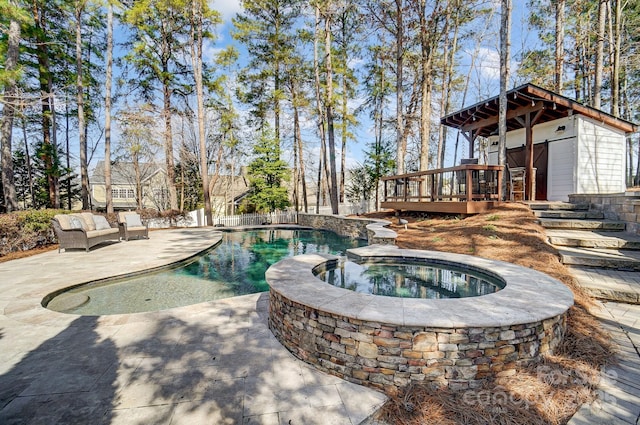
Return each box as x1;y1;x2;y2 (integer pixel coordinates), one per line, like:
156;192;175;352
575;116;626;194
547;138;575;201
487;117;574;164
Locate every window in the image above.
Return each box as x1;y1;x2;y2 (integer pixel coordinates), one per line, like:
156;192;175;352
119;189;128;199
128;189;135;199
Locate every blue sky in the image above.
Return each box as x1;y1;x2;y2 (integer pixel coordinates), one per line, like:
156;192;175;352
100;1;535;176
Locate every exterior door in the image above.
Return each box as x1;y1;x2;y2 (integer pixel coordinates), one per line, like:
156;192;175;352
506;143;548;201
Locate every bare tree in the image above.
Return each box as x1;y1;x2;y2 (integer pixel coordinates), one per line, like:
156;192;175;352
498;0;511;200
322;4;339;214
395;0;406;174
104;0;114;213
554;0;565;93
189;0;218;226
0;0;22;211
593;0;607;109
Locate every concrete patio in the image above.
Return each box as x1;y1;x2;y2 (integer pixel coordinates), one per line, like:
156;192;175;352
0;229;386;424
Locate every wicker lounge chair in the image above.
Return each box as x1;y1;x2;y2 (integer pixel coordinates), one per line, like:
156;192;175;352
52;213;121;252
118;211;149;241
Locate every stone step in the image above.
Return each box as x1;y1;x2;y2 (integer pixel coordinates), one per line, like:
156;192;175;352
569;266;640;305
558;247;640;270
528;202;589;211
538;218;626;231
533;210;605;219
547;230;640;250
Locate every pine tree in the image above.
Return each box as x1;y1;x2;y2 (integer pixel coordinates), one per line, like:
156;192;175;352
123;0;192;211
246;127;290;213
232;0;300;151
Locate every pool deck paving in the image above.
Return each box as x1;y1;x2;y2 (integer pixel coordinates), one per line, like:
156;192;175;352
0;229;386;425
567;267;640;425
1;228;640;424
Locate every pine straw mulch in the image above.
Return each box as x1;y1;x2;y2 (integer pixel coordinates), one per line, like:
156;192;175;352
364;203;614;425
0;244;58;263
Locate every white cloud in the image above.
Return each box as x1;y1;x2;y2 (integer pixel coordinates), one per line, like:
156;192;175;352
211;0;243;23
202;41;223;65
474;46;522;86
476;47;501;80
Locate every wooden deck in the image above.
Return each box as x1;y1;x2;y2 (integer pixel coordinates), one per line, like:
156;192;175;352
380;165;504;214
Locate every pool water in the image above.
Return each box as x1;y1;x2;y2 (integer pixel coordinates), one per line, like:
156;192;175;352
316;259;504;299
47;229;365;315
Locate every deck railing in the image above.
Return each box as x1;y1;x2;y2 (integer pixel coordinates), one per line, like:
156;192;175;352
381;164;504;204
213;211;298;227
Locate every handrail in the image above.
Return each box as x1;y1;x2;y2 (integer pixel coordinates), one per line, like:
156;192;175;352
381;165;505;203
381;164;504;181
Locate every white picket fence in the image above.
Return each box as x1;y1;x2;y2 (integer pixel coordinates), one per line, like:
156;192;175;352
212;211;298;227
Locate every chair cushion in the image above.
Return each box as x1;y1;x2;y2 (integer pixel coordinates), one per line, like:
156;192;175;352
68;216;84;229
93;215;112;230
125;214;143;228
55;214;73;230
78;212;96;231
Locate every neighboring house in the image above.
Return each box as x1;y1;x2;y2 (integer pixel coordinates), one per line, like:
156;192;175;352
91;161;170;211
209;173;250;215
92;160;251;214
442;83;638;202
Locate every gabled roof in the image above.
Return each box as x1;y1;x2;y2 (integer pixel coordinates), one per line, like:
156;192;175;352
210;175;249;198
441;83;638;138
91;161;166;185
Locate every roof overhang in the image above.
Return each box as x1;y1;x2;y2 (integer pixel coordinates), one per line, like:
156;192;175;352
441;83;638;138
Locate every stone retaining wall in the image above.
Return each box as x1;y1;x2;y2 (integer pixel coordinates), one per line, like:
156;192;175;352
269;291;566;393
569;193;640;234
267;248;572;394
297;213;395;245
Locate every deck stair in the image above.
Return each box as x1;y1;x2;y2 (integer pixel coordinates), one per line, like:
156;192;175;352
533;201;640;270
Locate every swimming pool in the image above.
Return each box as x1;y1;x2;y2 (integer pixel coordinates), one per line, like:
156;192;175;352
46;228;366;315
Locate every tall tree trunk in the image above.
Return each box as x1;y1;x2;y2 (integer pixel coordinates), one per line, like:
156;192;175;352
593;0;606;110
49;72;60;208
0;10;20;212
324;10;339;215
190;0;212;226
498;0;511;199
297;116;308;213
340;72;347;203
33;2;56;207
610;0;621;117
21;117;35;208
554;0;565;93
395;0;405;174
313;5;327;213
162;76;178;211
76;1;90;210
292;119;299;211
435;1;451;170
291;81;308;213
134;154;142;209
418;0;435;172
104;0;114;214
65;93;71;210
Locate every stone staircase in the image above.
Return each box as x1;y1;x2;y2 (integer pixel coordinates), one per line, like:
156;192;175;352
532;201;640;270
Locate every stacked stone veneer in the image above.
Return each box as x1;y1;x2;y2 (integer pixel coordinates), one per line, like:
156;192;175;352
269;292;566;393
569;193;640;234
297;213;396;245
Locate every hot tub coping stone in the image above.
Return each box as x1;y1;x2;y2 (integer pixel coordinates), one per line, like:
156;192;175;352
266;244;574;328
